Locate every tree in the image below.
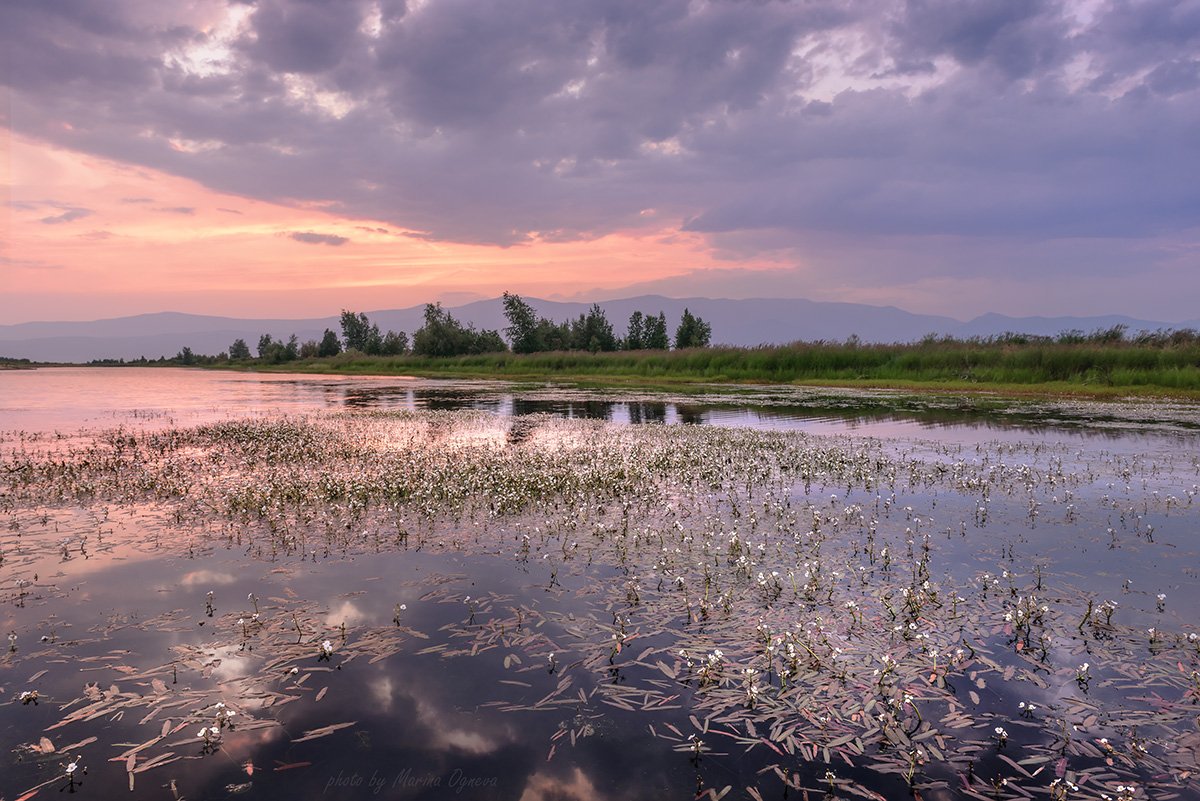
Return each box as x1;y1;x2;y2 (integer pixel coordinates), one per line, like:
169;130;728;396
585;304;617;351
340;310;372;352
176;346;196;365
229;338;251;360
644;313;670;350
318;329;342;357
674;308;712;349
284;334;299;361
380;330;408;355
256;333;298;363
299;339;320;359
340;310;390;354
539;319;573;351
567;304;617;352
412;303;507;356
474;329;508;353
624;311;645;350
364;323;384;355
411;303;456;357
503;292;542;353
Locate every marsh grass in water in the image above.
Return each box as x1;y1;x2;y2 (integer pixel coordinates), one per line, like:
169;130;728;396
244;337;1200;396
1;411;1199;799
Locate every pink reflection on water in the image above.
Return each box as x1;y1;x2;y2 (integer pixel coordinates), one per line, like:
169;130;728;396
0;367;413;433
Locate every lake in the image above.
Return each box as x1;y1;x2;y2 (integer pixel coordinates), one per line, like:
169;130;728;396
2;368;1199;800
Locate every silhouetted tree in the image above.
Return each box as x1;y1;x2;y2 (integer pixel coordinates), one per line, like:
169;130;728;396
342;310;397;355
474;329;508;353
568;304;617;352
229;338;251;360
624;311;645;350
255;333;299;363
380;330;409;355
340;310;372;352
412;303;507;356
540;319;573;350
674;308;712;349
503;292;543;353
644;313;670;350
318;329;342;357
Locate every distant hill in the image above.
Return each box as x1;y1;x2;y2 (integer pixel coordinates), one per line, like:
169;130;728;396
0;297;1195;362
951;312;1194;340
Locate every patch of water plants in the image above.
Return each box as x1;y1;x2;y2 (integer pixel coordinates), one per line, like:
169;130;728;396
1;411;1199;800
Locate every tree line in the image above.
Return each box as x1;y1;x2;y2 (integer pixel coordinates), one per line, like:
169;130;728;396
89;316;1200;371
501;293;708;352
209;295;713;363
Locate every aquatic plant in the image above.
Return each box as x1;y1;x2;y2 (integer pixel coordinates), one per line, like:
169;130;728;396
1;409;1198;799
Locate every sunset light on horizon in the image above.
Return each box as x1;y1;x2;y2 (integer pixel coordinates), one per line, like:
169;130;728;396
4;133;791;323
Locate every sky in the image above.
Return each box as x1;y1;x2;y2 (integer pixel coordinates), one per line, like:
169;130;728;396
2;0;1199;325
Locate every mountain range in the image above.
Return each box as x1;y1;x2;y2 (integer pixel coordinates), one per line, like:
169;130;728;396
1;296;1196;363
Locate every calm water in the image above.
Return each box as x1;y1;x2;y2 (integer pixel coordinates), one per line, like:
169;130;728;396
2;368;1199;801
3;366;1199;446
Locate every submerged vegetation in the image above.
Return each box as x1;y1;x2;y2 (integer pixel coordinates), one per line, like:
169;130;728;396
2;409;1199;798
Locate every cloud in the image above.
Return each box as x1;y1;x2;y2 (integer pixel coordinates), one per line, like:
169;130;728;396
157;205;196;214
888;0;1067;79
3;0;1198;308
289;231;349;246
242;0;366;74
178;569;237;587
39;207;93;225
0;255;64;270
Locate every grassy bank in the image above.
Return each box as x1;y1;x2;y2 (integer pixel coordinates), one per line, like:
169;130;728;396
227;340;1200;399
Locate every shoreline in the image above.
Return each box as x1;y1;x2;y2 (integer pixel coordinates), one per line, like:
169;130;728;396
213;361;1200;402
14;359;1200;402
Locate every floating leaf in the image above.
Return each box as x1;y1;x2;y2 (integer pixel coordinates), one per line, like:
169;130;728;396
292;721;357;743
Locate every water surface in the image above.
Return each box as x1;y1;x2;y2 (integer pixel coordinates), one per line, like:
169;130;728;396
2;369;1199;801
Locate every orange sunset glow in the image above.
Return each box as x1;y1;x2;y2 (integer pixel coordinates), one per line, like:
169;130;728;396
4;134;784;323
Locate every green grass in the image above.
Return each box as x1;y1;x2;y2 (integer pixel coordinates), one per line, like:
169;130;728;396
217;340;1200;399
